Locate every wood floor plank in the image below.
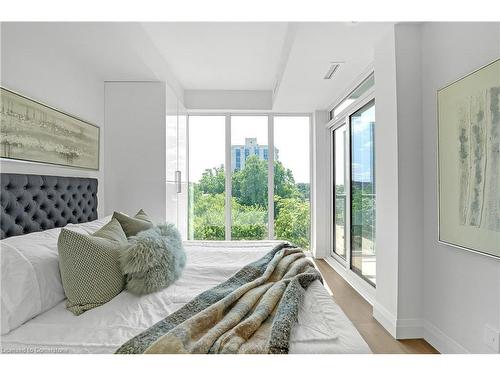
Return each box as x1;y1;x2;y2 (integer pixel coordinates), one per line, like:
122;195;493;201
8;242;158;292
313;259;439;354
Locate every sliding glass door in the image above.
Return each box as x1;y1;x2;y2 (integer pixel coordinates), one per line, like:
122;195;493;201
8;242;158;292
331;97;376;286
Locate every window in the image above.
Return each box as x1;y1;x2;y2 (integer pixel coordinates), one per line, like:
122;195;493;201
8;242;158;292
330;74;376;287
186;114;311;247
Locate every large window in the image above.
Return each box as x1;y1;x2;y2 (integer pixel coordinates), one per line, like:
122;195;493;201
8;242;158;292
330;75;376;287
187;114;311;248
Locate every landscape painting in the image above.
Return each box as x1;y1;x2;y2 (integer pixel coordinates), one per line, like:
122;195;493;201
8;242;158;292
438;59;500;258
0;87;99;170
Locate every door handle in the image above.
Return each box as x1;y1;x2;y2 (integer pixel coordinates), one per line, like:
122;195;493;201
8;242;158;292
175;170;182;193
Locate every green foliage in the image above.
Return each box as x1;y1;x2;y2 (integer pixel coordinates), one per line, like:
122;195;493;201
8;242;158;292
296;182;310;200
190;191;225;240
350;182;375;251
273;161;298;200
274;197;310;249
231;224;267;240
189;155;311;248
231;199;267;240
197;166;225;195
233;156;268;207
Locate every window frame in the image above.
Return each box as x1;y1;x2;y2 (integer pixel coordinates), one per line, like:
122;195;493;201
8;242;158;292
326;71;376;298
329;72;375;121
186;112;313;246
331;123;348;264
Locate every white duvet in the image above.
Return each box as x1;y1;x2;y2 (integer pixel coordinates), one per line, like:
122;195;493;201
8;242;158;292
0;219;370;354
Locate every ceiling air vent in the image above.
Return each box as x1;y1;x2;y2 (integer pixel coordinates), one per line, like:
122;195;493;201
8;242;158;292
323;62;343;80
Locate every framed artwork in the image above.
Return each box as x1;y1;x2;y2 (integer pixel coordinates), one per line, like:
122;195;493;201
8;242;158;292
0;87;100;170
438;58;500;258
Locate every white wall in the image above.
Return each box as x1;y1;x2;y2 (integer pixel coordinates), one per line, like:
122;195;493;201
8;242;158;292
372;26;400;337
421;22;500;353
184;90;272;110
0;22;105;217
373;22;500;350
394;23;424;338
104;81;166;222
312;110;330;258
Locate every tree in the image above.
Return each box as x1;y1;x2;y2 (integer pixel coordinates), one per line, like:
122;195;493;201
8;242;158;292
296;182;310;200
197;166;225;195
190;154;311;248
190;191;225;240
274;161;298;200
274;196;310;248
233;156;268;207
195;158;300;207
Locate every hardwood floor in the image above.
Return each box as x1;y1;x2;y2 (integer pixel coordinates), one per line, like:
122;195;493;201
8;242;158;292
313;259;439;354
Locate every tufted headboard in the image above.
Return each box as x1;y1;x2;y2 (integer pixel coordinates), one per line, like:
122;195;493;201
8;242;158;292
0;173;98;239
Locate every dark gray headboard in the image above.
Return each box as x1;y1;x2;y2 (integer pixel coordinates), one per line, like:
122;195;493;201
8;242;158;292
0;173;98;239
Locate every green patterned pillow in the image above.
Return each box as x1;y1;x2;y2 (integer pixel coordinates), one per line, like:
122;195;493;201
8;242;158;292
58;218;128;315
112;209;154;237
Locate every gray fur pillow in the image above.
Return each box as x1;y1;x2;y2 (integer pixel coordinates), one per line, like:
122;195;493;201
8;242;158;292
120;223;186;295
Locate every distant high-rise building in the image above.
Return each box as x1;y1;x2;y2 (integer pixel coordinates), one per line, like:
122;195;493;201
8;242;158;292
231;138;279;171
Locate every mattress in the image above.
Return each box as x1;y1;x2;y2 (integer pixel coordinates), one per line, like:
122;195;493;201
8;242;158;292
1;239;371;354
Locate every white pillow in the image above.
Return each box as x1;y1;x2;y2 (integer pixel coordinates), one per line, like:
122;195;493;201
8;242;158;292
0;216;111;334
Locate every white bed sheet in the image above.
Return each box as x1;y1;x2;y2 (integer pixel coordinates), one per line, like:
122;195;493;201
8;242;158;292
0;240;371;354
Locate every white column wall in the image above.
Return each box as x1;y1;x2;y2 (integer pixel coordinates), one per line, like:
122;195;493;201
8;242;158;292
104;81;166;222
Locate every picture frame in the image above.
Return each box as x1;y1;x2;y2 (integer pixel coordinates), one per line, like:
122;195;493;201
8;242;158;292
0;87;100;170
437;58;500;259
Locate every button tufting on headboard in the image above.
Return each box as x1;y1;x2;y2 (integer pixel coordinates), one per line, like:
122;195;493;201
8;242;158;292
0;173;98;239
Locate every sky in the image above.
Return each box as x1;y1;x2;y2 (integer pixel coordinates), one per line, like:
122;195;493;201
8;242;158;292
188;115;311;184
351;104;375;183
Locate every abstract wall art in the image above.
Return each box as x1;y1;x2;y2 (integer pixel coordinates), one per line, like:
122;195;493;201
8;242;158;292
438;58;500;258
0;87;99;170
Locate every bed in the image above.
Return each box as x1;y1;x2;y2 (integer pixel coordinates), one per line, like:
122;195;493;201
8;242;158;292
0;173;370;354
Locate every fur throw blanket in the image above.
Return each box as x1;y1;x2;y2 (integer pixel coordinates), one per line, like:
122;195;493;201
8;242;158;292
116;243;322;354
120;223;186;295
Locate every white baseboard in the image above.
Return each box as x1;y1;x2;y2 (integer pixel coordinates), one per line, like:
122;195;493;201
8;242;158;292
396;318;424;339
394;318;470;353
320;256;469;353
423;320;469;354
373;302;397;338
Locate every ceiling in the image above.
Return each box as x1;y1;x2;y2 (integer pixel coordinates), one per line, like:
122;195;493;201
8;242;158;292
142;23;288;91
1;22;394;112
141;22;393;111
272;22;393;111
